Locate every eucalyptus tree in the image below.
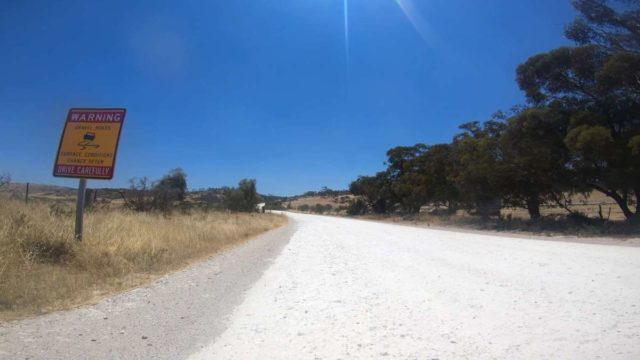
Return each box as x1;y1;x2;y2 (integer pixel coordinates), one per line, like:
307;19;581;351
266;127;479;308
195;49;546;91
517;45;640;221
500;108;573;219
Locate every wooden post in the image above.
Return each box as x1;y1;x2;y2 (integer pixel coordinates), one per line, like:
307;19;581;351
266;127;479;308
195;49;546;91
25;182;30;204
75;179;87;242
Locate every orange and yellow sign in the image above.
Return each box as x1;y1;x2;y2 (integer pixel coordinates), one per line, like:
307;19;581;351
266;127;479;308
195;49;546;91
53;108;126;179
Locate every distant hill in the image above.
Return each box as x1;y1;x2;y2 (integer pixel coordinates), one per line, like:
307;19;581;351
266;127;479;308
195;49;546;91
275;188;353;213
1;183;129;202
1;182;356;214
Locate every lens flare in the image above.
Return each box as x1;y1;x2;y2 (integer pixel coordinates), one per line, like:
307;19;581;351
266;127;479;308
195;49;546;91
395;0;437;47
344;0;350;77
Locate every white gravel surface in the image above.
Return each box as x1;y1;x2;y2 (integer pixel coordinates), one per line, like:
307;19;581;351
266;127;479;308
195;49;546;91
189;212;640;360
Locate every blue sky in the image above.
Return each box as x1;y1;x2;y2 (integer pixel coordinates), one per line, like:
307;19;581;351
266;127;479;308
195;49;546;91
0;0;575;196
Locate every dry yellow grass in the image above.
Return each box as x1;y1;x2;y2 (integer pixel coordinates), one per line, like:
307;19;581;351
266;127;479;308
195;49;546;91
0;199;286;322
289;195;354;211
501;192;629;221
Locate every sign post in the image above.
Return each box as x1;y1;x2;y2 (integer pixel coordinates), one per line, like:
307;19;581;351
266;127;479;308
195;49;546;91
75;179;87;241
53;108;126;241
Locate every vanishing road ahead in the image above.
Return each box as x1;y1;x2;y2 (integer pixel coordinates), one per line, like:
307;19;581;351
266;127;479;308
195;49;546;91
3;213;640;359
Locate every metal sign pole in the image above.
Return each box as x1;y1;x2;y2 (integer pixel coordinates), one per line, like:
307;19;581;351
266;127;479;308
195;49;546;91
75;179;87;242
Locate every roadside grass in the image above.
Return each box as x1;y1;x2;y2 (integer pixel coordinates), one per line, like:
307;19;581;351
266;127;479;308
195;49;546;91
0;199;286;322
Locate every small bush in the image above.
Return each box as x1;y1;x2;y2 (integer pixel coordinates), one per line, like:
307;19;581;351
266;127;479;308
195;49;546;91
347;199;367;216
49;202;73;217
223;179;259;212
19;237;73;264
8;211;74;264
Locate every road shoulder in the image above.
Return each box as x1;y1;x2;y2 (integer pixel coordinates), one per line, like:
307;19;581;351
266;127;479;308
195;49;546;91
0;220;297;360
289;211;640;247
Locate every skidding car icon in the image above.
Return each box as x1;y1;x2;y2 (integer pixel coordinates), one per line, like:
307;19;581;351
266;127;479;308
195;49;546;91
78;132;100;150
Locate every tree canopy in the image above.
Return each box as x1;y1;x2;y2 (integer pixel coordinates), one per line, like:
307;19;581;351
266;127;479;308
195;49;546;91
223;179;259;212
347;0;640;222
565;0;640;53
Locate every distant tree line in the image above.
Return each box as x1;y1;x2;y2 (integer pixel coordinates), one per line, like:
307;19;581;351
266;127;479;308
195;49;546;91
122;168;188;212
123;169;261;213
349;0;640;222
262;187;351;213
297;203;334;214
291;187;350;199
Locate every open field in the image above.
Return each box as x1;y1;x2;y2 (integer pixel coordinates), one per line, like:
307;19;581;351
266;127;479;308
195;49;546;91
501;192;630;221
288;191;633;221
0;199;286;321
287;194;354;210
335;192;637;238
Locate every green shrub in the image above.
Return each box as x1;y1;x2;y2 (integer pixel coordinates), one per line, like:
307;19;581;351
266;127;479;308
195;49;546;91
347;199;367;216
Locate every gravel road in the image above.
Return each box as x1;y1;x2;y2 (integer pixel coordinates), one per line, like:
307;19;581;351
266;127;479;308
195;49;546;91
2;213;640;359
190;213;640;360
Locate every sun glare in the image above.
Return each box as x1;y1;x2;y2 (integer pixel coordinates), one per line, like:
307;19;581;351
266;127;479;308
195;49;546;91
395;0;437;46
344;0;350;77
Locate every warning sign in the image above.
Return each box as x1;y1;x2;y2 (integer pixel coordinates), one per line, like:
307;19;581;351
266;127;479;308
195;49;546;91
53;108;126;179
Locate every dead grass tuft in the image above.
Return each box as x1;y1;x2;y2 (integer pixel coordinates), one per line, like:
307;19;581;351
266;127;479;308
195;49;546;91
0;199;286;321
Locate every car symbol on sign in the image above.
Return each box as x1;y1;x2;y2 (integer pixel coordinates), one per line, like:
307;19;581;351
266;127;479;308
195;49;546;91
84;132;96;141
